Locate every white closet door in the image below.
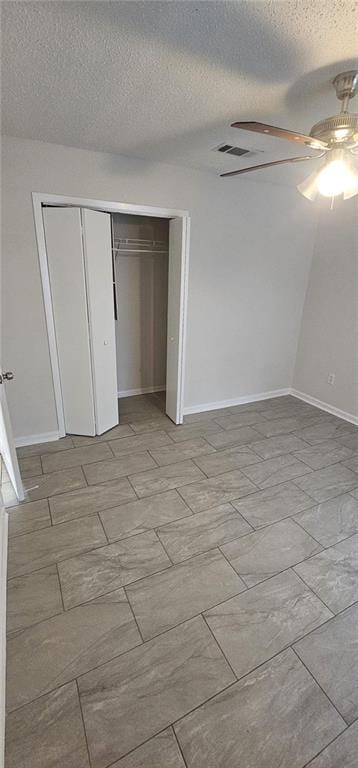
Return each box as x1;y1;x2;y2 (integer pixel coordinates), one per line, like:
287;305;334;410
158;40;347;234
166;217;188;424
81;209;118;434
43;208;96;436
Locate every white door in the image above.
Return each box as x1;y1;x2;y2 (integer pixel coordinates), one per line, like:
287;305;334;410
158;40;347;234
166;217;189;424
43;207;96;436
81;209;118;434
0;371;24;500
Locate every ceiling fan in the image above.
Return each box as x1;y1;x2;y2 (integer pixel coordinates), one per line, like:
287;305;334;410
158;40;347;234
221;70;358;201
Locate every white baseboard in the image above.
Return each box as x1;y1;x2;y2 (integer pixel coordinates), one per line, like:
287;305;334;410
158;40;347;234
0;509;8;768
183;388;291;415
290;389;358;426
118;385;166;398
14;431;61;448
12;388;357;450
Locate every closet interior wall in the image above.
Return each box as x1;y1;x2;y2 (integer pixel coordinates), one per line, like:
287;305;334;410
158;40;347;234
112;214;169;397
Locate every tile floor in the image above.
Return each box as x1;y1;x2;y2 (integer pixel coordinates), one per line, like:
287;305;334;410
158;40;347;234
4;392;358;767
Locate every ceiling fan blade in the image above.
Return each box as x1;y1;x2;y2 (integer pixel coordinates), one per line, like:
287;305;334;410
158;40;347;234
231;121;328;150
220;155;322;178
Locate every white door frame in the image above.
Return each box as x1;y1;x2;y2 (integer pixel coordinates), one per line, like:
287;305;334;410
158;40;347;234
32;192;190;437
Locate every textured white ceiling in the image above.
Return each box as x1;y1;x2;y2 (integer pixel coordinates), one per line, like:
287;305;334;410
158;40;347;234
2;1;358;184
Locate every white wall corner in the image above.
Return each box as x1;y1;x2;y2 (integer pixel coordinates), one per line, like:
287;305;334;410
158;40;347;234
290;389;358;425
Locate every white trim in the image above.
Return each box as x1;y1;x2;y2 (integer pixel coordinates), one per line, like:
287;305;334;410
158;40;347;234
0;507;8;768
290;389;358;425
32;192;190;430
14;431;61;448
117;385;166;398
177;216;190;424
32;192;188;220
183;389;291;415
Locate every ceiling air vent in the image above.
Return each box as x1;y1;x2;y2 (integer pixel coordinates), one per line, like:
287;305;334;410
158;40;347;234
214;143;256;158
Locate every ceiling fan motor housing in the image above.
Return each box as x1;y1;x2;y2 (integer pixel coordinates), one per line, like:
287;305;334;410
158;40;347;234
310;71;358;149
310;113;358;148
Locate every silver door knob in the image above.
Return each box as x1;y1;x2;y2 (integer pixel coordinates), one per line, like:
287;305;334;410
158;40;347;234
2;371;14;381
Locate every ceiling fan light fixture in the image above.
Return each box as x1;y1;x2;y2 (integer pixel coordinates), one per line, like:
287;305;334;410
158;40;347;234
297;149;358;202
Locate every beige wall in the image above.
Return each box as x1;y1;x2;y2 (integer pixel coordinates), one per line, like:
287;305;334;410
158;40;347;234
293;197;358;418
1;136;316;440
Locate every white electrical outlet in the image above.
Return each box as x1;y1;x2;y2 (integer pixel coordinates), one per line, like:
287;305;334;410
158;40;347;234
327;373;336;386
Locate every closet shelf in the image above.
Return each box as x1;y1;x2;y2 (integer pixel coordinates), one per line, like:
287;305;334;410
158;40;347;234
112;237;168;256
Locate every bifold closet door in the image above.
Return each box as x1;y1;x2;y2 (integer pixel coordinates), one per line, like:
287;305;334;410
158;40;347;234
81;209;118;434
43;207;96;436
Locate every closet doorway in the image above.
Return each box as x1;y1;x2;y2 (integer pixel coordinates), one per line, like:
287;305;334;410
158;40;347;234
33;193;190;438
112;213;169;403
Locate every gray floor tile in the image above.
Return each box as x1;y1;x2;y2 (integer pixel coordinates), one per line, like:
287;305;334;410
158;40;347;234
49;478;136;525
22;466;86;502
41;442;113;473
295;604;358;723
204;570;332;679
8;499;51;537
83;452;156;485
110;430;173;457
293;440;354;470
221;518;321;587
130;416;176;433
205;426;261;449
337;433;358;451
229;400;275;414
294;465;358;502
78;617;235;768
174;648;344;768
253;416;303;437
294;422;357;445
177;470;257;513
157;504;252;562
294;534;358;613
241;454;311;489
149;437;215;466
127;549;246;639
214;411;265;429
112;728;185;767
6;588;142;711
351;487;358;500
5;681;90;768
232;481;314;529
71;424;134;446
184;408;232;423
193;444;259;476
306;720;358;767
58;530;171;609
17;436;74;458
18;455;43;478
166;423;224;443
7;565;63;635
120;409;163;424
7;515;107;578
258;403;318;420
100;490;191;542
129;460;206;498
342;453;358;473
294;494;358;547
250;434;309;459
